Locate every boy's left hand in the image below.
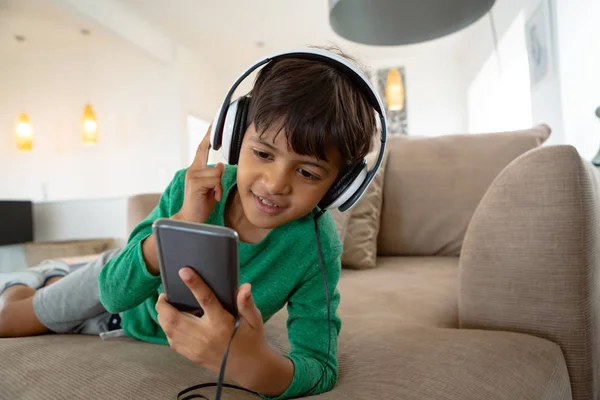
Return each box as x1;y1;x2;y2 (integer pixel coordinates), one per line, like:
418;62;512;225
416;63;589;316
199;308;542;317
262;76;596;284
155;267;268;383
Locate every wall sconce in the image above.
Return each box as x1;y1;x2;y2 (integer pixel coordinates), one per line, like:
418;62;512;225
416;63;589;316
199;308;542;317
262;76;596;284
80;29;98;145
385;68;405;111
16;112;33;152
81;103;98;145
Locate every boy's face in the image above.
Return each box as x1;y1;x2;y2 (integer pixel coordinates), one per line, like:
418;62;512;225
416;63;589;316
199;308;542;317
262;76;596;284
236;123;342;230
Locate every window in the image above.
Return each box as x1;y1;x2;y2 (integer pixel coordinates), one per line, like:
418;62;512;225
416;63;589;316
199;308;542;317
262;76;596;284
187;115;225;165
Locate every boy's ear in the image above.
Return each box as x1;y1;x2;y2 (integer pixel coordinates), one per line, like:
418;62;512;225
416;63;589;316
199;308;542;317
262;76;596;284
318;162;362;210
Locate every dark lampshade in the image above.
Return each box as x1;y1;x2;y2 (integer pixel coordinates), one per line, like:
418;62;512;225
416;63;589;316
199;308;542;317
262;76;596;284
0;201;34;246
329;0;496;46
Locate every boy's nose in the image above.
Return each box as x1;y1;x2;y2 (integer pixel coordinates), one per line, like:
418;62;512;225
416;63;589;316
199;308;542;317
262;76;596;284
262;168;291;195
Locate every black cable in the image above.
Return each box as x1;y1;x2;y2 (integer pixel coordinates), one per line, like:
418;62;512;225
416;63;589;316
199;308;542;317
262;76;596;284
177;210;331;400
296;211;332;398
177;318;258;400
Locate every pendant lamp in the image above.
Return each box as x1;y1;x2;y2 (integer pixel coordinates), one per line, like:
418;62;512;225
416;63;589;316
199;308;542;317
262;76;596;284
80;29;98;145
329;0;496;46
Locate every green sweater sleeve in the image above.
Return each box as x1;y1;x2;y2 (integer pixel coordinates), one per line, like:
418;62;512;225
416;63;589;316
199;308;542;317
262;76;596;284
98;169;185;314
269;254;342;399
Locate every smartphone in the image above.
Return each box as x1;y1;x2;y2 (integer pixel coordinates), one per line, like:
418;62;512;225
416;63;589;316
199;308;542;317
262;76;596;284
152;218;239;318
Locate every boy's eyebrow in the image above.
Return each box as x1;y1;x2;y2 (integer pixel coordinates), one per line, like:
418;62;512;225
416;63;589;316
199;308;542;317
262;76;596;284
250;137;278;151
249;137;330;172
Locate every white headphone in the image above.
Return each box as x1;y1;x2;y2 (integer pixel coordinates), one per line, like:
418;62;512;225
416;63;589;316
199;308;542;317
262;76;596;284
209;48;387;212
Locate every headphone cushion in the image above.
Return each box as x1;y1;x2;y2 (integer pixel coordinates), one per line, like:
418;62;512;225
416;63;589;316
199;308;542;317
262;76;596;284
229;96;250;165
319;161;365;210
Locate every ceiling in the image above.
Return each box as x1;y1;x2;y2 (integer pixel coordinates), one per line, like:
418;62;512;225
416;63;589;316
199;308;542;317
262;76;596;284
0;0;106;53
118;0;475;70
0;0;496;80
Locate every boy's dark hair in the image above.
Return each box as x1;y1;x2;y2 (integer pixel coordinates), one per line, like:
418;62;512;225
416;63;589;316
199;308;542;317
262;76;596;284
247;46;377;169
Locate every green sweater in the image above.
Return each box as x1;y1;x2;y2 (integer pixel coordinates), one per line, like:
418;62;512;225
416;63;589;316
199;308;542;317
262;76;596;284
98;165;343;399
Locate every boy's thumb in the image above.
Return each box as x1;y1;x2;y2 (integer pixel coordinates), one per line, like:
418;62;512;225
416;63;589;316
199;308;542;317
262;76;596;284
237;284;262;327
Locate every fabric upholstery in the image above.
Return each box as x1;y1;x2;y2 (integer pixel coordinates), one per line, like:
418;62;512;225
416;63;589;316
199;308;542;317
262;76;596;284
328;208;351;243
0;255;571;400
341;148;390;269
127;193;161;235
459;144;600;400
378;125;550;257
338;256;459;328
0;327;570;400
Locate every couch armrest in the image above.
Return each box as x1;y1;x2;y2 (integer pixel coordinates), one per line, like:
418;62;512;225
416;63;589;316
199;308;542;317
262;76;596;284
459;145;600;400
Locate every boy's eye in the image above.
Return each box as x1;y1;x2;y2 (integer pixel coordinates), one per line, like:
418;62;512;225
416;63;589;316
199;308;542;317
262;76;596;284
298;168;320;181
252;149;271;160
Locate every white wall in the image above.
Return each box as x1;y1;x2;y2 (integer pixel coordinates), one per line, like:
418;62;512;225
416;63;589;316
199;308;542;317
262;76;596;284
459;0;565;142
524;0;566;146
460;0;600;154
555;0;600;159
466;10;533;134
178;46;221;165
33;197;129;242
0;12;220;256
0;14;219;203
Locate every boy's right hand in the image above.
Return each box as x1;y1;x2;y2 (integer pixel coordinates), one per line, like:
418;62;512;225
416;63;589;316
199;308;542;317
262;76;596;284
174;124;225;224
142;126;224;276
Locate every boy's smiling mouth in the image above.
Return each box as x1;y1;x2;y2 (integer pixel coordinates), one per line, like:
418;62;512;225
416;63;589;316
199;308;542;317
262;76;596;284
251;192;286;215
258;196;278;207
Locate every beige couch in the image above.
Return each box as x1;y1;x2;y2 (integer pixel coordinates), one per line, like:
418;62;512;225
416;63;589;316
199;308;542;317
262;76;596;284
2;124;598;400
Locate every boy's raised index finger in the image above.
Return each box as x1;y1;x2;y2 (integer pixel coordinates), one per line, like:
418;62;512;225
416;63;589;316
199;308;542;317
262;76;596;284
192;124;213;168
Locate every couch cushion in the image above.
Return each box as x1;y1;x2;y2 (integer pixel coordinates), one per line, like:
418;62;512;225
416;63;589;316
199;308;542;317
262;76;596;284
0;325;570;400
127;193;161;235
0;256;568;400
341;148;390;269
328;208;351;243
338;256;459;329
324;327;571;400
378;125;550;257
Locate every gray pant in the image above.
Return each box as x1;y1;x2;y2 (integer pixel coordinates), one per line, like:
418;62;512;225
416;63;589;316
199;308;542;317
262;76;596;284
32;248;122;335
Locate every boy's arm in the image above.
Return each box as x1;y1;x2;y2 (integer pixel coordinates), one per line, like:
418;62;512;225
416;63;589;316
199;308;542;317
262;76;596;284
270;255;342;399
98;170;185;314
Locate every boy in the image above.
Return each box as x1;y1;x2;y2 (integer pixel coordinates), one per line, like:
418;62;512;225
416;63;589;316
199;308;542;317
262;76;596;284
0;48;377;399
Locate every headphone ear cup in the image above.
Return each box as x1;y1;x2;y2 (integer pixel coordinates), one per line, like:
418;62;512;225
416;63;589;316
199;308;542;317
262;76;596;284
229;96;250;165
319;160;367;211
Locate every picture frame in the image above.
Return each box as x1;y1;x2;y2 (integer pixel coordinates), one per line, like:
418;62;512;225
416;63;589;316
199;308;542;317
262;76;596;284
525;0;555;88
370;67;409;135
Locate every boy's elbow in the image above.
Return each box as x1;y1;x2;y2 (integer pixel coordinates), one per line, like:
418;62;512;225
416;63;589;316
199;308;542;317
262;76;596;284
98;287;123;314
310;361;338;397
323;365;338;393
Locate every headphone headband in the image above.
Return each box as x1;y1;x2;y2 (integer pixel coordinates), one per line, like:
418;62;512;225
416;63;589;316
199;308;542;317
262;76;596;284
210;47;387;212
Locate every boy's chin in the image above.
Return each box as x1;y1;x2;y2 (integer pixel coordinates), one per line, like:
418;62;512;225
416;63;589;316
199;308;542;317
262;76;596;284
242;211;286;230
